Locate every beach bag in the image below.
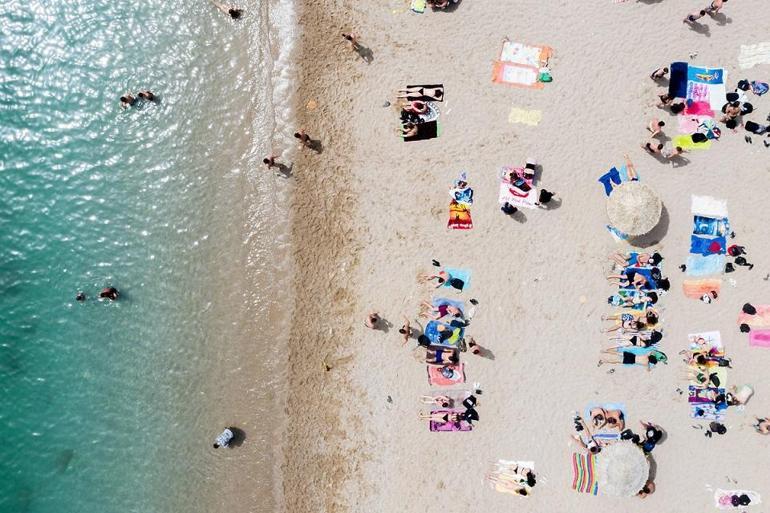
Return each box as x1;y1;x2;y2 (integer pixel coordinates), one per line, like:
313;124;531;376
751;80;768;95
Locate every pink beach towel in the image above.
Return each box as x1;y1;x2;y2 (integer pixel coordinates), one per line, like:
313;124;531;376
685;101;714;116
749;330;770;348
429;409;473;431
427;363;465;386
737;305;770;328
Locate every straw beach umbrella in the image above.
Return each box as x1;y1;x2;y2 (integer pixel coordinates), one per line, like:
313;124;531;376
606;182;663;236
596;442;650;497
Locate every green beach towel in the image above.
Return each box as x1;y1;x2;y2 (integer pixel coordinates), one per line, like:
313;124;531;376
411;0;426;13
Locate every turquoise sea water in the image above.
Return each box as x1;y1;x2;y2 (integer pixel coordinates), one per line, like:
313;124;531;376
1;1;293;512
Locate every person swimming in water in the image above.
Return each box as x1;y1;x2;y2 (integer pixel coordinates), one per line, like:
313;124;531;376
99;287;119;300
208;0;243;19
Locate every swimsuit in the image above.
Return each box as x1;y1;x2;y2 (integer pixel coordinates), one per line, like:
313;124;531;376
622;352;636;365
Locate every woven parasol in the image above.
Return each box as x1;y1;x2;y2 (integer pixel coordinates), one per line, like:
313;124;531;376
596;441;650;497
606;182;663;236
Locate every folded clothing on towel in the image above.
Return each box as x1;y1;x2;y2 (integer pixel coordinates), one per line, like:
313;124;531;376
427;363;465;386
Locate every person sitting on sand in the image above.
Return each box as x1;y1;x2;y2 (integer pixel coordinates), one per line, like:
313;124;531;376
213;427;234;448
589;407;608;429
657;93;673;107
396;86;444;102
466;335;484;356
608;251;663;268
120;93;136;109
419;395;452;407
399;123;418;137
420;300;463;320
535;189;556;208
398;316;412;345
638;480;656;498
402;100;428;114
364;311;380;329
426;348;459;366
209;0;243;18
753;418;770;435
599;348;667;370
647;119;665;138
650;67;668;81
642;141;664;155
604;409;625;431
683;9;706;23
608;329;663;348
721;101;741;123
638;421;663;453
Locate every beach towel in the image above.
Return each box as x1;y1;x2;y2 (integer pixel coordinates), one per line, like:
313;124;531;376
690;234;726;256
499;166;538;208
679;115;707;134
410;0;426;13
749;330;770;348
686;65;727;111
429;409;473;432
493;41;552;88
448;201;473;230
584;403;626;444
598;165;636;196
688;330;724;353
683;279;722;299
403;120;440;142
689;386;725;404
673;134;712;150
424;320;464;348
431;297;466;316
739;42;770;69
422;389;472;406
571;453;598;495
508;107;542;125
620;267;658;291
404;84;444;102
427;363;465;386
450;184;474;206
737;305;770;328
442;267;470;291
606;224;629;242
488;460;535;496
693;215;729;237
715;489;762;509
686;254;725;276
669;62;688;98
684;102;715;117
492;61;542;88
692;195;729;219
690;402;726;421
499;40;551;67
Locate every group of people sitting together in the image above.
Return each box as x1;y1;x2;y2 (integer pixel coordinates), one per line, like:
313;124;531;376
395;85;444;139
598;251;669;370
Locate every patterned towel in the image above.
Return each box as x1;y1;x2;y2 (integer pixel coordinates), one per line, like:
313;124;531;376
499;166;538;208
448;201;473;230
571;453;598;495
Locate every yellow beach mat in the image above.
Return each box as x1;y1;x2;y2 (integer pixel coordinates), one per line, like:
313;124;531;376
674;134;712;150
508;107;542;126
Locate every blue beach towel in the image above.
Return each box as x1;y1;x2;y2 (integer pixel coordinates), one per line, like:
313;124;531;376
669;61;688;98
424;320;465;348
620;267;657;291
431;297;466;315
442;268;470;291
606;225;629;242
686;254;725;276
690;235;726;256
598;167;622;196
693;215;730;237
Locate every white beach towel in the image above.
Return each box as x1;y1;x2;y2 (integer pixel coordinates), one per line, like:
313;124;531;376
691;195;728;219
738;43;770;70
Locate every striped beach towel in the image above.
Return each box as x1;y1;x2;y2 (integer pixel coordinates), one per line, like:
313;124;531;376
571;453;598;495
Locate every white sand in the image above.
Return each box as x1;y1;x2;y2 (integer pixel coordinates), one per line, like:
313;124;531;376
286;0;770;511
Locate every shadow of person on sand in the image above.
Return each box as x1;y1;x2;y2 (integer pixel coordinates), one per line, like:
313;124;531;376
542;197;563;211
355;45;374;64
229;427;247;448
274;162;293;178
669;155;691;168
307;138;323;154
686;21;711;37
710;12;731;26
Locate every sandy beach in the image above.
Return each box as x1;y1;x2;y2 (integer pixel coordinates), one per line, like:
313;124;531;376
284;0;770;512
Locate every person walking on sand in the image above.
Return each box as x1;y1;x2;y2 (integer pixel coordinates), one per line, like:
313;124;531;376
647;119;665;138
365;311;381;329
650;67;668;81
683;9;706;24
341;33;361;52
208;0;243;19
294;129;312;148
535;189;557;208
263;155;279;169
398;316;412;345
705;0;726;15
642;141;664;155
665;146;685;159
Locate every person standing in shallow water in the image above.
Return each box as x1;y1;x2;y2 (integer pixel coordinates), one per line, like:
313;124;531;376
208;0;243;19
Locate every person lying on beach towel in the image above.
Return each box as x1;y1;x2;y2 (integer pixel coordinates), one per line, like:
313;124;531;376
606;268;669;291
419;270;465;290
598;348;667;370
607;291;658;308
420;395;453;408
608;330;663;348
602;308;659;328
588;407;625;431
600;316;649;334
418;395;478;424
426;347;459;366
420;300;464;320
396;85;444;102
608;251;663;268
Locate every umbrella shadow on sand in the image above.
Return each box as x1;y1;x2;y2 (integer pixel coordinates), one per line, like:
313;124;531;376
627;205;670;249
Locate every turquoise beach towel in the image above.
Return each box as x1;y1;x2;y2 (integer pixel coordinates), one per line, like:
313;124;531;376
442;268;470;291
686;254;725;276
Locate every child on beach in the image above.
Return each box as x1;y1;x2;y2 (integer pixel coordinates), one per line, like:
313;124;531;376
650;67;668;80
683;9;706;23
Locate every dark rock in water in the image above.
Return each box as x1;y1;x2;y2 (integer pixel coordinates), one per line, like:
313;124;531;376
56;449;75;473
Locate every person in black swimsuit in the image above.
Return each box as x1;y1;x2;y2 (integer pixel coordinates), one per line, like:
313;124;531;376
396;86;444;102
